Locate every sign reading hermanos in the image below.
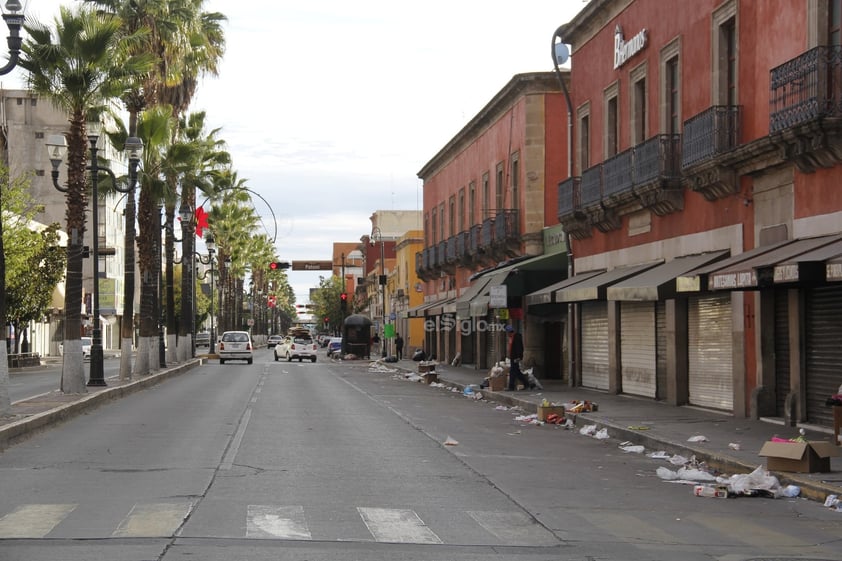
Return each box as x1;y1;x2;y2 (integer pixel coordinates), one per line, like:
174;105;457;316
613;25;647;69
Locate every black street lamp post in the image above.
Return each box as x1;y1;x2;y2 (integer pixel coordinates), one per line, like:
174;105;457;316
371;227;387;358
196;234;217;354
47;126;143;386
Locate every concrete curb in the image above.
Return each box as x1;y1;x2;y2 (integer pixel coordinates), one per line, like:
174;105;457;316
0;359;203;451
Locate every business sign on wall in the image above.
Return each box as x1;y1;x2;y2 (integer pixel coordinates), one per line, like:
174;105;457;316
614;25;647;69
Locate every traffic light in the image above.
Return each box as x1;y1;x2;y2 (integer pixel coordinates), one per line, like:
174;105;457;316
269;261;290;270
340;292;348;311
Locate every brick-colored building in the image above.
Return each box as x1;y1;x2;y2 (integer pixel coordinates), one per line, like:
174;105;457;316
555;0;842;426
414;72;570;371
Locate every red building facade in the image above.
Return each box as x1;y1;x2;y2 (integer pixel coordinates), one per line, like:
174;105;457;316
557;0;842;425
414;72;569;368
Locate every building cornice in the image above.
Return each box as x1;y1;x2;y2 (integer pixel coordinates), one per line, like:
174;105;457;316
416;71;565;179
559;0;634;53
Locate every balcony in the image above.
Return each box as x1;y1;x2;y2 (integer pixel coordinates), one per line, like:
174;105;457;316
603;148;635;206
436;241;447;268
557;177;591;240
681;106;741;200
493;210;519;256
579;164;603;209
632;134;683;216
456;231;469;264
769;45;842;172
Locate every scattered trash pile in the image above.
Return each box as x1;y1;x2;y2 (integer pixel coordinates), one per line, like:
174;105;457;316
368;359;398;373
574;423;801;500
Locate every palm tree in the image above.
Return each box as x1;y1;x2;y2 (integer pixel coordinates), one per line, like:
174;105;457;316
84;0;225;370
129;105;174;375
19;5;153;392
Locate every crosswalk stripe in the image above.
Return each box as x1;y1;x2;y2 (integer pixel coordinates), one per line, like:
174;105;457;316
357;507;443;544
247;505;311;539
468;510;559;546
0;504;76;538
112;502;193;537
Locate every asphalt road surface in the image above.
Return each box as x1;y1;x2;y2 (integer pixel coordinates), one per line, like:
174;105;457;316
1;348;841;561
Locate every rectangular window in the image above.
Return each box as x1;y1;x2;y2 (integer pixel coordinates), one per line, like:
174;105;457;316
510;154;519;211
439;203;445;242
832;0;841;45
606;95;619;157
429;211;435;245
458;188;465;232
495;162;504;211
449;196;456;237
631;74;647;145
482;172;490;219
469;181;476;225
666;56;680;134
579;114;590;171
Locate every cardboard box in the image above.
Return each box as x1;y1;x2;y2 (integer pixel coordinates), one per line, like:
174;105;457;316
487;376;506;391
421;372;438;384
758;440;839;473
418;363;436;374
537;405;566;422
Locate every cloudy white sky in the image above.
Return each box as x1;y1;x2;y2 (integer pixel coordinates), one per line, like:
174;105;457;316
6;0;584;302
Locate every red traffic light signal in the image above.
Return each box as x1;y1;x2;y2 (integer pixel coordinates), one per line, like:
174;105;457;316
340;292;348;301
340;292;348;310
269;261;289;270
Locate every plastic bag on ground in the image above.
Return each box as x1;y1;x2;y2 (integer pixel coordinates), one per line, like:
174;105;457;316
579;424;597;436
594;428;609;440
725;465;782;496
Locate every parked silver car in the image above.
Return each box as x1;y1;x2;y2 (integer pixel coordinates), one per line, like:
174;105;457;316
218;331;253;364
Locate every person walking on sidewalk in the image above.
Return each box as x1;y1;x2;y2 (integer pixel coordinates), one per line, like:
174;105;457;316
395;333;404;360
506;329;530;391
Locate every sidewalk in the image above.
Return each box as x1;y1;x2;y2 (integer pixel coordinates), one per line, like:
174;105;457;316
1;359;203;451
389;358;842;504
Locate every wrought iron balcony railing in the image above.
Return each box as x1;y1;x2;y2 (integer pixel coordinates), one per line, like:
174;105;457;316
633;134;681;185
770;45;842;133
436;241;447;267
557;176;581;218
423;246;434;270
580;164;603;207
493;209;518;243
603;148;634;199
480;217;495;248
681;105;741;168
446;235;457;263
468;224;481;255
415;251;423;275
456;230;467;260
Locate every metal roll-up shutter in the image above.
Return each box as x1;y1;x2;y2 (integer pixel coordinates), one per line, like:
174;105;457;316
620;301;656;398
774;289;790;417
656;302;667;400
581;301;609;390
688;294;733;411
805;285;842;426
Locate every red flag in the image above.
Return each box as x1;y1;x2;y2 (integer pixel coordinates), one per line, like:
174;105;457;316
195;206;209;238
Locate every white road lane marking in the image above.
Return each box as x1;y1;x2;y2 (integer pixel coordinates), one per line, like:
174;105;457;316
112;502;193;537
247;505;312;539
0;504;76;538
220;408;252;470
357;507;443;544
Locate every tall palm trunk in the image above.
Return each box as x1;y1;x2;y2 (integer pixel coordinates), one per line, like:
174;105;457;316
61;119;90;393
178;186;196;362
133;185;160;375
164;201;177;363
119;106;140;381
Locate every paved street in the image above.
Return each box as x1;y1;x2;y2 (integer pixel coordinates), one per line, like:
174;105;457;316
2;348;842;560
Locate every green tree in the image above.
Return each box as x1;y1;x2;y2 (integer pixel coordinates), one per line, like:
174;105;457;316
312;275;346;336
20;5;154;392
5;224;66;353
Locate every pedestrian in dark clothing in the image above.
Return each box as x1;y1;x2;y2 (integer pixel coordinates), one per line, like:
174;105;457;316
507;331;529;391
395;334;404;360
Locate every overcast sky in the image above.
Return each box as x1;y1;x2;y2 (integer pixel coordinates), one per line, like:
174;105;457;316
6;0;584;302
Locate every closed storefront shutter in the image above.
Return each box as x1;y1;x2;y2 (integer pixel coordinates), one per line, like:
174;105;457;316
774;289;790;417
581;301;609;390
620;301;656;398
656;302;666;400
688;294;733;411
805;285;842;426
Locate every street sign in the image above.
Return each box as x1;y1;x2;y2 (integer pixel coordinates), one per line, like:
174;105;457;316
292;260;333;271
389;312;396;320
247;318;254;326
490;284;507;308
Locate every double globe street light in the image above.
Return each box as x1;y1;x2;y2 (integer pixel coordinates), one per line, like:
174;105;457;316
47;128;143;386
